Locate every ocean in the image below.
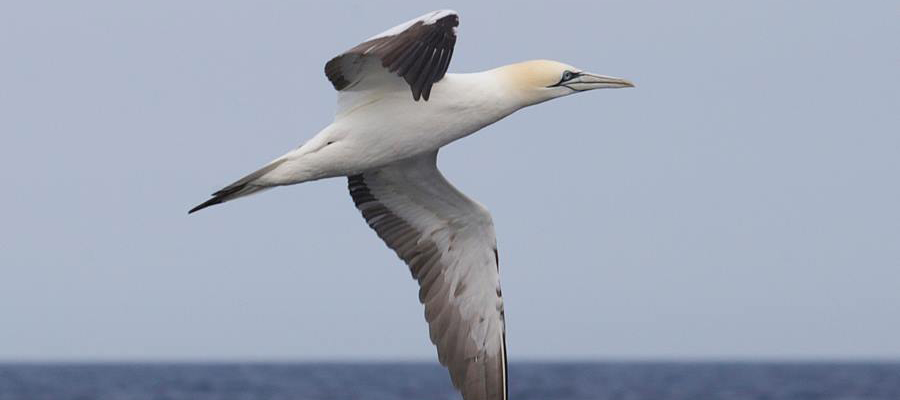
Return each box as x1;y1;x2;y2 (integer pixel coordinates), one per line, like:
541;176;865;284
1;362;898;400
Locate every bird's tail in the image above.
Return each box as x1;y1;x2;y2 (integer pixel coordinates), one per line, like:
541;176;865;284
188;158;288;214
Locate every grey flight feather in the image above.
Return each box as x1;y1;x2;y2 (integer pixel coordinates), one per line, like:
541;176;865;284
348;151;508;400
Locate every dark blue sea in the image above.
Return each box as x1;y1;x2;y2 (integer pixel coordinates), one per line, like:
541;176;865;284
1;362;898;400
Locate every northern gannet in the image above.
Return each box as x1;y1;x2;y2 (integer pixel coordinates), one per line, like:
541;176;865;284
190;10;633;400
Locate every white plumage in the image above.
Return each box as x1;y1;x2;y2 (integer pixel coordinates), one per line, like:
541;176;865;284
190;10;633;400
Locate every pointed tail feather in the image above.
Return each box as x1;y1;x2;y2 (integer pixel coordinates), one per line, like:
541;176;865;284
188;184;269;214
188;158;288;214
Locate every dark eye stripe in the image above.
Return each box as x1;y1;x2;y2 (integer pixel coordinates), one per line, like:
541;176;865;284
549;70;581;88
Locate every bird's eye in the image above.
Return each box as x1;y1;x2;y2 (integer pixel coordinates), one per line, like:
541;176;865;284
562;71;575;81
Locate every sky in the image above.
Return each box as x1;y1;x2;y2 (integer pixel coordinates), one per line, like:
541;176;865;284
1;1;898;361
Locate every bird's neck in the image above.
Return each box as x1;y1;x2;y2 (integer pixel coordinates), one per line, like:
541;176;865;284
442;66;546;115
482;63;556;109
437;72;522;119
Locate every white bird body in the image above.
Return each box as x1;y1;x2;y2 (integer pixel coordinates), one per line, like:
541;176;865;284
265;71;518;185
190;10;632;400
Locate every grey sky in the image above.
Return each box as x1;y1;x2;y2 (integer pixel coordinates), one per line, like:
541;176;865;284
1;1;898;361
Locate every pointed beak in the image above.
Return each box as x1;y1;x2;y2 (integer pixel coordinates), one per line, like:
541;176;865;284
565;73;635;91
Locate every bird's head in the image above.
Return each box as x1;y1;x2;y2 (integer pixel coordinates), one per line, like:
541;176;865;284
498;60;634;107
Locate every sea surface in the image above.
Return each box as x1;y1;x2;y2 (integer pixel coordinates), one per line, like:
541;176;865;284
1;362;898;400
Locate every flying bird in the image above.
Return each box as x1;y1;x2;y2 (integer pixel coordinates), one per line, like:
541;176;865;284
190;10;632;400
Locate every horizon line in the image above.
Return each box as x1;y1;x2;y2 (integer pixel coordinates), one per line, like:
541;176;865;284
2;356;899;365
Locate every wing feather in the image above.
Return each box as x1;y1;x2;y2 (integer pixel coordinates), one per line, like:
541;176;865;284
348;151;508;400
325;10;459;101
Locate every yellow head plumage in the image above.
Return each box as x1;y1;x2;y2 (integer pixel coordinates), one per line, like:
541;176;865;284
492;60;634;107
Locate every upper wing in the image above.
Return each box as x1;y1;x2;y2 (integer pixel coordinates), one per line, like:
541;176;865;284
325;10;458;101
348;151;508;400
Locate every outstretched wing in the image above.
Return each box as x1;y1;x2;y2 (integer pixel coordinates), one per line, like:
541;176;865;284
348;151;508;400
325;10;458;101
